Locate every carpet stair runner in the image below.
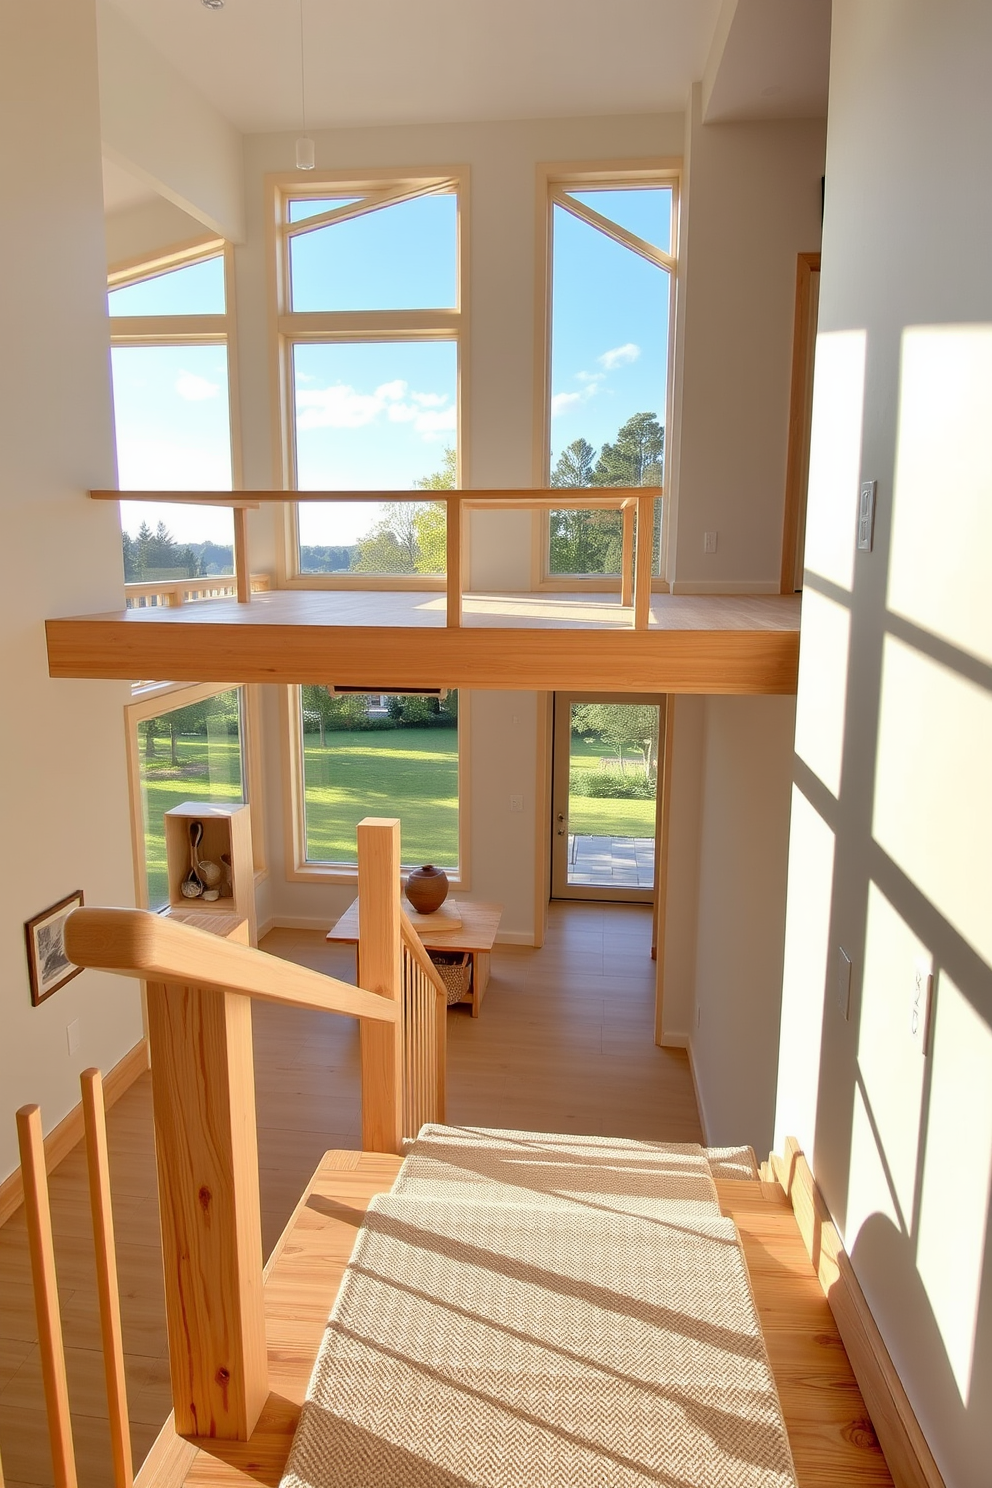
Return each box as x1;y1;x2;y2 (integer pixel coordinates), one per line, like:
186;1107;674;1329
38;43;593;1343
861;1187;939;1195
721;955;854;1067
281;1127;796;1488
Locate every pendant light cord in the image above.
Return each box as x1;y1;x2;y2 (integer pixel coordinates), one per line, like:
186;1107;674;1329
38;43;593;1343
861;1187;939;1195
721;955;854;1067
299;0;308;137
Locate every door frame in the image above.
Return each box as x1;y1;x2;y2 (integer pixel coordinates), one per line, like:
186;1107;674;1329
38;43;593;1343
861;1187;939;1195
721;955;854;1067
550;692;666;904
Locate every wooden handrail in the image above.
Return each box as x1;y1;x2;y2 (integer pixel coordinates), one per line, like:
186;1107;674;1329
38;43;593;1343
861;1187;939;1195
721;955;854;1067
399;908;448;1001
64;908;398;1024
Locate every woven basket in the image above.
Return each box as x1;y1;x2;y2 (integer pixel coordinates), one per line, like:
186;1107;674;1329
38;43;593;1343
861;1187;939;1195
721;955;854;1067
429;951;473;1006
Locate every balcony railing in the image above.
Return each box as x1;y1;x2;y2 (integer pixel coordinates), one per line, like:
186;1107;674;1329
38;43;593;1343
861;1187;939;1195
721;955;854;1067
124;574;271;608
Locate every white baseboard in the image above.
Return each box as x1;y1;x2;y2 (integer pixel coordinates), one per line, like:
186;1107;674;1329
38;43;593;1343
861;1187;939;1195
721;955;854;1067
658;1030;689;1049
686;1039;711;1144
495;930;535;946
670;579;781;595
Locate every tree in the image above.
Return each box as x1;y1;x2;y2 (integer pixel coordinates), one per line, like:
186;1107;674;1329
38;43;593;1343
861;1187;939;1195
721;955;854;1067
551;438;596;489
572;702;659;779
123;520;205;582
414;446;456;490
350;503;420;574
592;412;664;488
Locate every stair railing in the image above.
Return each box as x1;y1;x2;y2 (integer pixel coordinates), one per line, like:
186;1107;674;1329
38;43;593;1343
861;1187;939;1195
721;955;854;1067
64;888;400;1445
399;908;448;1135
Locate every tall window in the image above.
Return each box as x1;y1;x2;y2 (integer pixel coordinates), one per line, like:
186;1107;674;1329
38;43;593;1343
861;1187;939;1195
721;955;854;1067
271;175;464;584
295;689;461;874
542;173;677;584
108;244;238;582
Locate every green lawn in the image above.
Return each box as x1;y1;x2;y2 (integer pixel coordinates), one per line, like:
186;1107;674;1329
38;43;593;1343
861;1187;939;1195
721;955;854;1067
303;728;458;866
140;734;243;908
567;733;657;840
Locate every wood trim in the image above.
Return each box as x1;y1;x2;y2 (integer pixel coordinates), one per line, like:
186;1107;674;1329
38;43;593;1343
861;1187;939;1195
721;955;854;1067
106;315;226;344
550;186;675;272
651;695;674;984
780;253;821;593
770;1138;945;1488
399;910;447;1000
284;180;457;241
533;691;553;949
0;1038;149;1228
107;236;225;287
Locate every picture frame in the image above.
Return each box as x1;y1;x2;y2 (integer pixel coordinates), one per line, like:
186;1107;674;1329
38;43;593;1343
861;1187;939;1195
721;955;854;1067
25;891;84;1006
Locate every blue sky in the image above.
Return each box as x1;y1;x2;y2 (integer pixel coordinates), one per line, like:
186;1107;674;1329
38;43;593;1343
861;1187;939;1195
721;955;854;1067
110;187;670;549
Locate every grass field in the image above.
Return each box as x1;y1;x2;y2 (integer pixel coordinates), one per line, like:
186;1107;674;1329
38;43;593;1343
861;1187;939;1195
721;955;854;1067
567;734;657;840
303;728;458;866
140;734;243;908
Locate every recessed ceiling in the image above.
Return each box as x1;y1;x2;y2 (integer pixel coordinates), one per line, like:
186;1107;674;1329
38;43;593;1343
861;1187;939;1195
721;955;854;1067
104;0;724;133
704;0;830;123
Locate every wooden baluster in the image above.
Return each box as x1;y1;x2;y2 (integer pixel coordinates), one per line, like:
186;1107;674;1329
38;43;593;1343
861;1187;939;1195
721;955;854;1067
145;979;267;1440
445;495;462;628
633;492;655;630
16;1105;77;1488
621;498;636;608
80;1070;133;1488
358;818;405;1154
233;507;251;604
435;985;447;1123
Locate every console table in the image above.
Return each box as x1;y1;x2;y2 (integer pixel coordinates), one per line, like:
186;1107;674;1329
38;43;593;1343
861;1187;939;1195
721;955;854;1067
328;899;503;1017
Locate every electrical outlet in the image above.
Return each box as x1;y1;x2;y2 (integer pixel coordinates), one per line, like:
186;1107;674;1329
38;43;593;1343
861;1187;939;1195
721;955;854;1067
836;947;852;1021
695;1005;702;1029
911;959;934;1055
703;531;718;554
509;794;523;813
66;1019;81;1056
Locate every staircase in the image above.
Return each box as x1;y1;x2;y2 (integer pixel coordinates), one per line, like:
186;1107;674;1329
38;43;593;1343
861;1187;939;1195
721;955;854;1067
283;1125;799;1488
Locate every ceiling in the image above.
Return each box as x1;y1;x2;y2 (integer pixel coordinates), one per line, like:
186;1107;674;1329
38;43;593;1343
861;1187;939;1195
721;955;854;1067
102;156;158;213
704;0;831;123
104;0;725;134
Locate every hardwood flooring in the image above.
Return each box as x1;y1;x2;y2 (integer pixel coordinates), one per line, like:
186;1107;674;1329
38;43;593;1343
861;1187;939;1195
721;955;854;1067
1;902;693;1485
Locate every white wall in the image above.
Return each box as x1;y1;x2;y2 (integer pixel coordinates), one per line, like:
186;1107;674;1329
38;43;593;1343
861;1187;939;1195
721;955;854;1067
689;695;795;1152
674;86;825;590
658;696;704;1044
0;0;144;1181
96;0;245;243
774;4;992;1483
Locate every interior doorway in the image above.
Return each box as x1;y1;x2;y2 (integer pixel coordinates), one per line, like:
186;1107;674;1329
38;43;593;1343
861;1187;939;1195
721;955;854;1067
551;693;663;903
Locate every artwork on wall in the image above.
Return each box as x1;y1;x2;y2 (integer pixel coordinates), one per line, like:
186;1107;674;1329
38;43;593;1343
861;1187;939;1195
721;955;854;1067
25;891;84;1006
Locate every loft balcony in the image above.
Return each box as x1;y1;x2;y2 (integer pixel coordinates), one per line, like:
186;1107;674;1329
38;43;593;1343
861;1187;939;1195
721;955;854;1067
47;489;800;693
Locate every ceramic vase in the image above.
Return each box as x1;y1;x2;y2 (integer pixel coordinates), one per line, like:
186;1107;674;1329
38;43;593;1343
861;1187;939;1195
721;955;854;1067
405;864;449;914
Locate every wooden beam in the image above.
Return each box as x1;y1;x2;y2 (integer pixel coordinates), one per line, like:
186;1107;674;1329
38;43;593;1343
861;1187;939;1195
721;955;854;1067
91;486;648;506
769;1139;945;1488
621;500;635;608
90;491;260;509
46;615;800;694
16;1105;77;1488
145;979;267;1440
633;492;655;630
232;508;251;605
357;818;405;1156
445;494;461;628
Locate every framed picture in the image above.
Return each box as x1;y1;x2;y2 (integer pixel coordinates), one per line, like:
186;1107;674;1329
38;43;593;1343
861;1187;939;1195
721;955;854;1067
25;891;84;1006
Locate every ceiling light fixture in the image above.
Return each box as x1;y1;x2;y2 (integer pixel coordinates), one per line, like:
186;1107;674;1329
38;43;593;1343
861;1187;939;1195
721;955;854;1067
295;0;314;170
201;0;224;10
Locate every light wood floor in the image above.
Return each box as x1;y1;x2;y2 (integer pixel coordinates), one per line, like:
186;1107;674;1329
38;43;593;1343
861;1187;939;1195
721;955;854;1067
0;902;696;1486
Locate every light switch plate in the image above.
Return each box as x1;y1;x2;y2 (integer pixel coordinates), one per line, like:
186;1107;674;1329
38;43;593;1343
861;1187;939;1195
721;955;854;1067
703;531;718;554
509;794;523;813
858;480;876;551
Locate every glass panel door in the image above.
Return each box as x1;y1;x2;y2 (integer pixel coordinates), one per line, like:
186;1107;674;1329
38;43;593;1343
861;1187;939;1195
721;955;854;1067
551;694;661;902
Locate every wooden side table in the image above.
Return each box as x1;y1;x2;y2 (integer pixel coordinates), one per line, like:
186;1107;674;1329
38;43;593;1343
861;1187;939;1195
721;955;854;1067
328;899;503;1017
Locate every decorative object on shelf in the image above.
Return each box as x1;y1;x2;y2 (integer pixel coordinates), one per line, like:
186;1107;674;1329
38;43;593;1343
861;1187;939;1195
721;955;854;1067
219;852;233;898
25;890;84;1005
197;855;222;903
181;820;205;898
428;949;473;1006
405;864;449;915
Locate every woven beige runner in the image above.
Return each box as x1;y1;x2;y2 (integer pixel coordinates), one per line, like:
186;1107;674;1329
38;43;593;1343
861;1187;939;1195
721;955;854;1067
283;1190;797;1488
396;1125;722;1218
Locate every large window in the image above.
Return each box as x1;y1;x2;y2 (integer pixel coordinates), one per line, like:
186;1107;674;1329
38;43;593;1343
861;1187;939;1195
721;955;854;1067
290;688;463;878
127;686;254;911
271;174;464;585
540;171;677;586
108;243;238;583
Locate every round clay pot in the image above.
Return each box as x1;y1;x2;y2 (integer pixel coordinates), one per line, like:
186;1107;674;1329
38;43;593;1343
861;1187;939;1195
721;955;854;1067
405;864;449;914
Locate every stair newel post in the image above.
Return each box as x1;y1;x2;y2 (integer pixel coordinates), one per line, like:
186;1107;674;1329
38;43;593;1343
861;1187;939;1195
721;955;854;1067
357;816;405;1155
145;977;268;1441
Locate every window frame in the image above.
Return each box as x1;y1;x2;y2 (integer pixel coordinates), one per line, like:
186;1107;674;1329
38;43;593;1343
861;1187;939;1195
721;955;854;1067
281;684;471;889
125;681;266;910
108;235;243;491
265;168;469;590
533;160;681;593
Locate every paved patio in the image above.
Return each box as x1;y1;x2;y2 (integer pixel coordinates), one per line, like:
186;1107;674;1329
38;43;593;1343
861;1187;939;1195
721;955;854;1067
567;834;655;888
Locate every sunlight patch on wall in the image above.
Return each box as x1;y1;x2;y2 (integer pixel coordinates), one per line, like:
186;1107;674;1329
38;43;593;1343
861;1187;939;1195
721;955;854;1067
845;1082;901;1252
916;972;992;1402
857;883;929;1224
794;587;850;798
888;325;992;666
874;636;992;970
803;329;866;592
773;785;835;1155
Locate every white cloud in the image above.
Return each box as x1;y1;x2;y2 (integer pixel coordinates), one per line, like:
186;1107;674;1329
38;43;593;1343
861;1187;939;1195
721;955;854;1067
551;391;586;418
296;380;453;439
576;370;605;385
598;342;641;371
175;370;221;401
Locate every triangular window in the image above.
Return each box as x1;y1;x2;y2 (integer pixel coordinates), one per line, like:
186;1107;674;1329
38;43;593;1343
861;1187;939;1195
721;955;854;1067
108;254;225;317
